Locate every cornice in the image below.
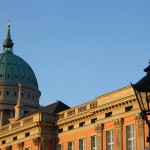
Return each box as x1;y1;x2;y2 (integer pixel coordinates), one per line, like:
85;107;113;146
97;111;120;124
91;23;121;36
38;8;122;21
57;98;137;127
0;122;39;139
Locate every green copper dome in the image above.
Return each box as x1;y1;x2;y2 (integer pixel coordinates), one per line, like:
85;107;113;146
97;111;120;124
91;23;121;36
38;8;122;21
0;50;38;89
0;21;39;90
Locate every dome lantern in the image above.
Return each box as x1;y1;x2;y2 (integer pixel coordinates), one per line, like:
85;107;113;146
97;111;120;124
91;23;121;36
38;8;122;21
2;20;14;52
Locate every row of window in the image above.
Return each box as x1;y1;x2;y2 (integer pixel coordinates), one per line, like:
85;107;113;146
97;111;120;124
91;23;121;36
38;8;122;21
0;73;35;84
59;105;133;133
1;132;30;145
59;118;97;133
58;124;135;150
0;90;36;100
105;105;133;118
58;136;97;150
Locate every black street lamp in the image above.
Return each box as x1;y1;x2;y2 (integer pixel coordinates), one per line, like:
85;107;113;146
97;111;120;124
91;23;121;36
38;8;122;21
131;62;150;143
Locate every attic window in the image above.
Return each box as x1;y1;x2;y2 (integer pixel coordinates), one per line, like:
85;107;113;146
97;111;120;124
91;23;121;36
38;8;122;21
15;75;17;78
13;136;17;141
125;105;133;112
105;112;112;118
79;122;85;127
91;118;97;124
2;140;6;144
25;132;30;137
58;128;63;133
68;125;74;130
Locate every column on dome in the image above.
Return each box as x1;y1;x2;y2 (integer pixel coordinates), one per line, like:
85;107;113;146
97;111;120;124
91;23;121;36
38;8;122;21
15;83;24;119
114;118;123;150
95;123;103;150
135;114;144;150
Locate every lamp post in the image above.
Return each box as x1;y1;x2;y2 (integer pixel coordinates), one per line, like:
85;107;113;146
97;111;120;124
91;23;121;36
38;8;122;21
131;62;150;143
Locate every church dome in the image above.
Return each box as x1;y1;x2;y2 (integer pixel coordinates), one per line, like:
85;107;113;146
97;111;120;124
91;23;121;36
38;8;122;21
0;50;38;89
0;21;39;90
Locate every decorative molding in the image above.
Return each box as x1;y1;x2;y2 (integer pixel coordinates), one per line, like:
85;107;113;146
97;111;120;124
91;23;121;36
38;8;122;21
23;117;33;125
67;109;75;116
17;142;24;150
114;118;123;129
90;101;97;108
6;146;12;150
0;124;38;139
33;137;40;146
95;124;103;133
58;98;137;127
135;113;143;123
78;105;87;113
58;113;64;119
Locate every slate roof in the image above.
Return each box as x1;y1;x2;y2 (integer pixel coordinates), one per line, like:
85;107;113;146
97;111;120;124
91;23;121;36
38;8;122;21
20;100;70;119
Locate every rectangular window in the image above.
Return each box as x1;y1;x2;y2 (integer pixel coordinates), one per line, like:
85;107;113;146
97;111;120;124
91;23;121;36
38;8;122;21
58;143;63;150
91;118;97;124
91;135;97;150
68;125;74;130
2;140;6;144
106;130;114;150
126;125;135;150
105;112;112;118
13;136;17;141
68;141;74;150
125;106;133;112
58;128;63;133
79;122;85;127
79;138;85;150
25;148;30;150
25;132;30;137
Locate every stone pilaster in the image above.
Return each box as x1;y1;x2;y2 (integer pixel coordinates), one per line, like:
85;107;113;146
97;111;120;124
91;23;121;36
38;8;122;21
33;137;40;150
114;118;123;150
95;123;103;150
5;146;12;150
41;137;51;150
17;142;24;150
135;114;144;150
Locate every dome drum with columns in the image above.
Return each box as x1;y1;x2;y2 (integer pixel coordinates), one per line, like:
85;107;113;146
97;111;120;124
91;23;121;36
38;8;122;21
0;21;41;126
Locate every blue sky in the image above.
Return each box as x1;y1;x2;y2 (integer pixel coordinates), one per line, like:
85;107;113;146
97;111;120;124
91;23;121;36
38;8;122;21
0;1;150;107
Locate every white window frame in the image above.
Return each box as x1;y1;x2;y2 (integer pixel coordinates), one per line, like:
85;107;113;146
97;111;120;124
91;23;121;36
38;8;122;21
91;135;97;150
25;147;31;150
106;129;114;150
126;124;135;150
58;143;63;150
79;138;85;150
68;141;74;150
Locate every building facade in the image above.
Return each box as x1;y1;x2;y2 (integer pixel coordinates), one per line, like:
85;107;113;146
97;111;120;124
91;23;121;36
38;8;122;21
0;22;148;150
